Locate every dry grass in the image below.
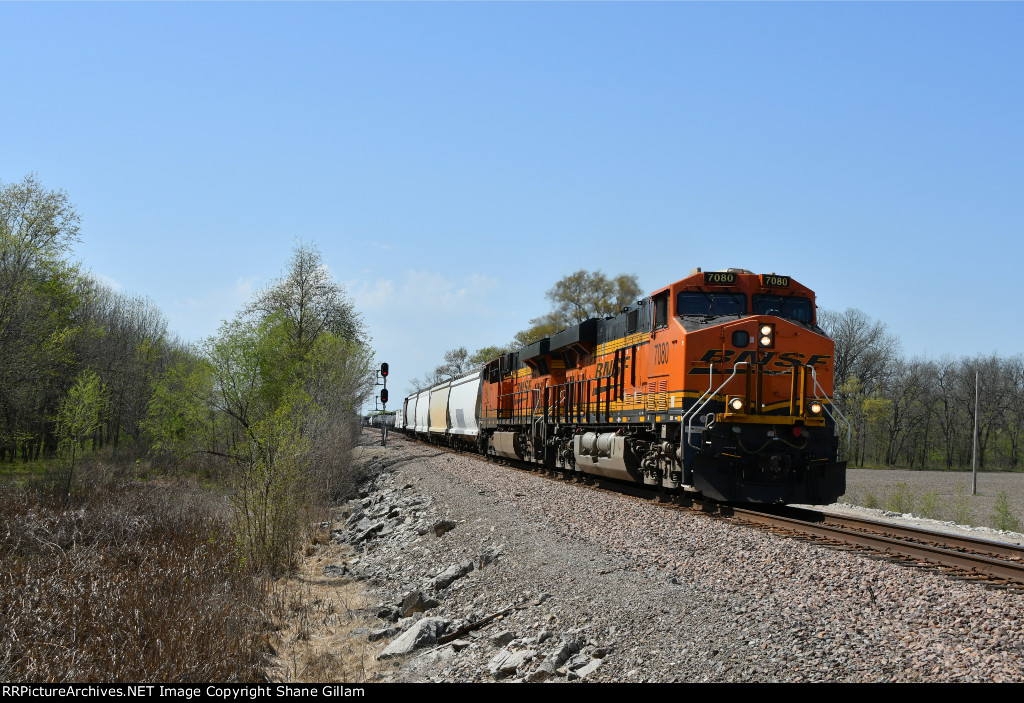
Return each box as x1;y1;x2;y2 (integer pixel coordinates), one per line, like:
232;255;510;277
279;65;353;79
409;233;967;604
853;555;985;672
842;468;1024;530
264;525;384;683
0;476;268;682
0;438;387;683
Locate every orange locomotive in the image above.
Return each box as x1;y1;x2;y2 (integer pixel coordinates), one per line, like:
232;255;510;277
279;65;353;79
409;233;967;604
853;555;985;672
479;268;848;504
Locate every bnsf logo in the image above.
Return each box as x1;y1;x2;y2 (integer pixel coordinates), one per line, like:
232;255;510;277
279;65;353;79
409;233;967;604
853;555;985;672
691;349;831;372
595;358;629;377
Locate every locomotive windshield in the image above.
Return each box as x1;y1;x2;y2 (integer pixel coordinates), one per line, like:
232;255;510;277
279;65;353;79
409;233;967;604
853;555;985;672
753;294;813;322
677;291;746;316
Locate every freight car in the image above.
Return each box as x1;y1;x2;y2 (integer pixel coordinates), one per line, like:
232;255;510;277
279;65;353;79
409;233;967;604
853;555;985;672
397;268;849;504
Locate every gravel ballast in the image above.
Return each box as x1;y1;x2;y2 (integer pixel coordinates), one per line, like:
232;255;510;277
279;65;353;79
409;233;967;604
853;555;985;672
341;431;1024;683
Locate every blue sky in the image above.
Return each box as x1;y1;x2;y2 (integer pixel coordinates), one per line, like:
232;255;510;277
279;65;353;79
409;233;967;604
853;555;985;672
2;2;1022;401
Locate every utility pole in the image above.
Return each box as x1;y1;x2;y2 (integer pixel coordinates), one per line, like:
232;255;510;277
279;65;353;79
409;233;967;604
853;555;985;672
972;369;979;496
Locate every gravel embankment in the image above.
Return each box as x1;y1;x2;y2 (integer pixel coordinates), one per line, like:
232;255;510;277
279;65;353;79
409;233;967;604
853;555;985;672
339;431;1024;683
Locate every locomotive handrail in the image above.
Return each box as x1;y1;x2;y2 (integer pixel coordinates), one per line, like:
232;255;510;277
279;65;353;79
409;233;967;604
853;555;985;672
679;363;715;438
496;387;546;426
686;361;751;450
806;365;852;461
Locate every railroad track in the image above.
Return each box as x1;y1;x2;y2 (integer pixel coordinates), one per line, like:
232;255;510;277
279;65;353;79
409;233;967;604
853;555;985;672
381;429;1024;589
729;505;1024;588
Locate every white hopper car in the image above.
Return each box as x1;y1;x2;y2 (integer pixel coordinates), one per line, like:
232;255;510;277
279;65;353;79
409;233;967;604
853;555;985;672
396;369;484;451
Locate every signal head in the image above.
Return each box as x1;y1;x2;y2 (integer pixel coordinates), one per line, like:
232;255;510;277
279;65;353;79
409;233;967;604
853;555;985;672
380;362;389;377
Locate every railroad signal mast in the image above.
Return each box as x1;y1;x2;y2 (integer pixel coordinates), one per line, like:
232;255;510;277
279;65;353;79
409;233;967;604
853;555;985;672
379;362;389;446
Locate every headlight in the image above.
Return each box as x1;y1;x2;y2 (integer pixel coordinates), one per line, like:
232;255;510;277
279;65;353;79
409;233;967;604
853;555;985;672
760;324;773;336
758;323;774;348
808;402;823;415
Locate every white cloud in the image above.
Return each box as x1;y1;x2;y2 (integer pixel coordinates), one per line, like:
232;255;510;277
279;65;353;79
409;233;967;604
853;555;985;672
168;275;262;343
348;268;511;391
91;271;123;291
351;269;499;315
234;276;259;301
352;278;397;310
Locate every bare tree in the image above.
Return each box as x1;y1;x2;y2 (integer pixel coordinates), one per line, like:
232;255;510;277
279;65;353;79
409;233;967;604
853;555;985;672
874;358;931;466
819;308;901;399
1002;356;1024;469
246;241;364;360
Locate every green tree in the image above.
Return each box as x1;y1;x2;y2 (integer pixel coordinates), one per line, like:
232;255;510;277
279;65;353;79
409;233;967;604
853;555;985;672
469;345;508;367
146;243;376;572
504;269;643;352
230;382;312;572
200;314;310;571
76;280;174;451
544;269;642;327
0;174;85;461
511;316;562;348
143;351;215;461
56;369;106;498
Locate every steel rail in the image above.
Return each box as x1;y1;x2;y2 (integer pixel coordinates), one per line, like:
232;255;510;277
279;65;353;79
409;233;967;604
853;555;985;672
809;511;1024;562
733;507;1024;585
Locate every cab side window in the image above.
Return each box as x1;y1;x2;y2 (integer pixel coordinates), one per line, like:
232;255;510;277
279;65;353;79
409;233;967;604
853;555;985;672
653;292;669;329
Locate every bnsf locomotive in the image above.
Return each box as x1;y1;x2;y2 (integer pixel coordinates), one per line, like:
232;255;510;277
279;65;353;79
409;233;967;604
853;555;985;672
396;268;849;504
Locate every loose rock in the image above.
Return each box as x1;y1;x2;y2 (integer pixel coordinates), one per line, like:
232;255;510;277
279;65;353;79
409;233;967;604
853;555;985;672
378;617;449;659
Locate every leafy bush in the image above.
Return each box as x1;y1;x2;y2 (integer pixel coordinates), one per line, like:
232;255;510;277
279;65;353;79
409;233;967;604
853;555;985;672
885;482;915;514
916;490;942;519
991;491;1021;532
953;479;975;526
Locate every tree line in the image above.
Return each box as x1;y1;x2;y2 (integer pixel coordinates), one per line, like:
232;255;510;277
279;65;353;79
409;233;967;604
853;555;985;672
0;175;179;463
1;175;377;572
821;308;1023;472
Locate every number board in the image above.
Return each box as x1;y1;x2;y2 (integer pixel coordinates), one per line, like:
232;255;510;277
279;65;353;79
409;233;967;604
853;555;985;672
761;274;790;288
703;271;736;285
